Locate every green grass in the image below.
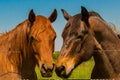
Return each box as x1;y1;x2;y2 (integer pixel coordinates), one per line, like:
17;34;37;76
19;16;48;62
35;51;95;79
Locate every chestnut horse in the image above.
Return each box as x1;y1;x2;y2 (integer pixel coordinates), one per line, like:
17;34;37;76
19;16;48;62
55;7;120;79
0;9;57;80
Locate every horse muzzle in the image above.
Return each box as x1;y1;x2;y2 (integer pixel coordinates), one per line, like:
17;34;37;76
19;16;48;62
40;63;55;77
55;65;72;78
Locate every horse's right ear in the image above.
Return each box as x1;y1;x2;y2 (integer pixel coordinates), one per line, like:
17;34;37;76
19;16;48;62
61;9;71;21
28;9;35;23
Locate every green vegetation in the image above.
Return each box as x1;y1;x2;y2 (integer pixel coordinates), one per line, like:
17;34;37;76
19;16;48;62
35;51;95;79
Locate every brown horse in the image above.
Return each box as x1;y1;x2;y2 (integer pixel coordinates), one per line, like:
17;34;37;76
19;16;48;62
55;6;120;79
0;9;57;80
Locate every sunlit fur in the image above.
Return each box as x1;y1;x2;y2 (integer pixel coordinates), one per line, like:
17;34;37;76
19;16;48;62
0;9;57;80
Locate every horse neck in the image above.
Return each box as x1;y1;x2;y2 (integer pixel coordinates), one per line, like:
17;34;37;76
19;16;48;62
9;21;36;78
90;17;120;75
10;21;31;54
11;21;35;61
0;20;35;69
93;48;115;78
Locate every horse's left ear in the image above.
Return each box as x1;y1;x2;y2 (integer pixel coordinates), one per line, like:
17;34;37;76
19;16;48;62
81;6;89;24
48;9;57;23
28;9;35;23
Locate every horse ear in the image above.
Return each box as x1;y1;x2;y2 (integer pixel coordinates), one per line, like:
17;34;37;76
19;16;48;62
61;9;71;21
48;9;57;23
28;9;35;23
81;6;89;24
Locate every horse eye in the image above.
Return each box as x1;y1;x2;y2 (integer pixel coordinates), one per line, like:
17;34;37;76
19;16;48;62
82;30;88;34
77;35;83;39
30;36;35;42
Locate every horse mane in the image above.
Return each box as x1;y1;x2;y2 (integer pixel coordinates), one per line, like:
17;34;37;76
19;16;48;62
90;12;119;39
108;23;120;35
89;11;119;37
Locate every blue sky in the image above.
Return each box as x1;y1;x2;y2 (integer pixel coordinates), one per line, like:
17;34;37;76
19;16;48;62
0;0;120;51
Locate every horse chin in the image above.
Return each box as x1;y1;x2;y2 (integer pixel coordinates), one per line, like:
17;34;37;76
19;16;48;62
41;71;53;77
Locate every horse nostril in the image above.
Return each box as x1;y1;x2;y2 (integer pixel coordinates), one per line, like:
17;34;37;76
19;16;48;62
59;65;65;71
55;65;65;76
42;64;47;72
